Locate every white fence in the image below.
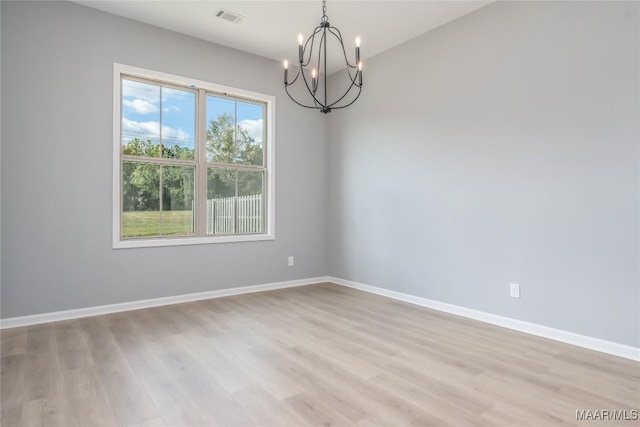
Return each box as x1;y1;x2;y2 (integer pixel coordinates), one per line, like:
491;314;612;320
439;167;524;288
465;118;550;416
207;194;263;235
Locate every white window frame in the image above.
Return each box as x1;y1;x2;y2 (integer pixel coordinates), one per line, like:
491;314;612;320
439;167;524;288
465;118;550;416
112;63;275;249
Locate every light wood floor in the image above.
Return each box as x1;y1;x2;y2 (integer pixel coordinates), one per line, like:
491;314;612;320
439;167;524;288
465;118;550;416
1;283;639;427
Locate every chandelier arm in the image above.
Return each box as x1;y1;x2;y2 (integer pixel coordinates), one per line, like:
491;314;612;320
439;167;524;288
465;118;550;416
328;76;360;108
331;85;362;110
326;27;358;84
311;50;320;108
327;27;357;69
328;60;361;88
286;38;326;108
302;26;323;67
300;60;327;108
285;67;302;86
315;31;323;78
313;32;321;108
314;90;320;108
343;68;362;87
302;26;327;108
285;84;323;109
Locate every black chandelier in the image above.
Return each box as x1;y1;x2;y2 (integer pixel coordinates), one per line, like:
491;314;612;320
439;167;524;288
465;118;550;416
283;0;363;114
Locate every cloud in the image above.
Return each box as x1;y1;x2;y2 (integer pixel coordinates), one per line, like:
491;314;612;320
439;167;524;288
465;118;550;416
161;125;191;143
122;79;190;112
238;119;263;143
122;80;159;103
123;99;159;114
162;90;189;103
122;118;192;145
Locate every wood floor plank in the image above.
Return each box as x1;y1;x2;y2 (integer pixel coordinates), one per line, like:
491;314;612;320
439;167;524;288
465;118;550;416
158;349;252;426
373;359;494;416
232;385;311;427
22;327;62;401
0;401;22;427
1;354;25;427
135;417;166;426
275;326;383;380
0;328;27;357
21;394;68;427
1;283;638;427
214;342;305;401
105;315;211;427
283;391;356;427
79;317;159;426
250;345;370;424
55;322;95;371
369;372;492;426
1;354;25;407
468;371;586;426
172;333;256;394
61;367;118;427
279;344;453;426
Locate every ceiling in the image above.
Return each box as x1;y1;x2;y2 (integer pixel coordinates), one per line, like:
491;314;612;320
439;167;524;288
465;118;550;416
74;1;492;74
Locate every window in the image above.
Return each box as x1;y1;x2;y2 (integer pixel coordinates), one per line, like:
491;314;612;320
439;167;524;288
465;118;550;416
113;64;275;248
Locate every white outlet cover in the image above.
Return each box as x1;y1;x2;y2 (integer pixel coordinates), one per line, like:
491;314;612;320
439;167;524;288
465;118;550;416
288;256;294;266
510;283;520;299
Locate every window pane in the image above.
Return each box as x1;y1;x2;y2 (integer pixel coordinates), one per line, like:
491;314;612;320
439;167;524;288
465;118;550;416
206;95;235;163
205;168;264;235
122;161;160;238
161;87;196;160
236;102;264;166
122;79;161;157
162;166;195;236
237;170;264;234
118;72;272;246
207;168;236;235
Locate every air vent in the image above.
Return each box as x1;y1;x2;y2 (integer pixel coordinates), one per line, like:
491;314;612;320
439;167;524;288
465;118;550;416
215;9;244;24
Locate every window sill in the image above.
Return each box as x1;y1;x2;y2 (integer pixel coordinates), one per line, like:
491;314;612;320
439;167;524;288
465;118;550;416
113;233;274;249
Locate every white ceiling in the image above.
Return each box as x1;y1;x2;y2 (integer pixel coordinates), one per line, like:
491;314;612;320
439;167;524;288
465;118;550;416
74;1;492;74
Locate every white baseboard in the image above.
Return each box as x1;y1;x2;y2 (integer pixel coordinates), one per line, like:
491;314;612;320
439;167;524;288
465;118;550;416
0;276;330;329
3;275;638;361
328;276;640;362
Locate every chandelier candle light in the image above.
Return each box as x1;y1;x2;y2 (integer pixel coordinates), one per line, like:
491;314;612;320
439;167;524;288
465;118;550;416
283;0;363;114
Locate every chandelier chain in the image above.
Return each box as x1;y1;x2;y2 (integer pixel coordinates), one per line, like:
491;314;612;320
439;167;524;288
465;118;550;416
321;0;328;22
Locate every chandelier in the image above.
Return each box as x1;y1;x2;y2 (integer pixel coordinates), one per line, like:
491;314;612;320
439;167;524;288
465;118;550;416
282;0;363;114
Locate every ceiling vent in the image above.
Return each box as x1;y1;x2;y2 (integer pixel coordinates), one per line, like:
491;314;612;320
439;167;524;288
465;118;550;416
215;9;244;24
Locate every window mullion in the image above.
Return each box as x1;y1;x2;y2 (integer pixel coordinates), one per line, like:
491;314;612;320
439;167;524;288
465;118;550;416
159;86;163;158
121;155;195;167
159;166;164;236
205;161;264;171
196;88;208;237
159;87;164;236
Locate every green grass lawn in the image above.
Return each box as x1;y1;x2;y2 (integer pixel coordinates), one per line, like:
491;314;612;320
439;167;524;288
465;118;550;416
123;210;193;238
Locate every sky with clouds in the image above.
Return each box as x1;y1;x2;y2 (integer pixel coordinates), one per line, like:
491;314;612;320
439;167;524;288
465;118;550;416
122;79;264;152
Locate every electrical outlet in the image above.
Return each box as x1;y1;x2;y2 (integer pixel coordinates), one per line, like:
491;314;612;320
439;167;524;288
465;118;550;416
510;283;521;299
288;256;294;267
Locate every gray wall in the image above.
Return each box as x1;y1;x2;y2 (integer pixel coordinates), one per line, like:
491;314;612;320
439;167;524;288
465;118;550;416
2;1;638;349
328;1;640;347
1;1;329;318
